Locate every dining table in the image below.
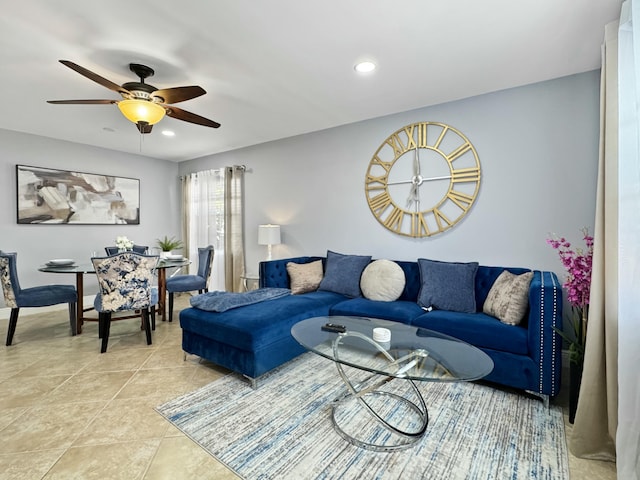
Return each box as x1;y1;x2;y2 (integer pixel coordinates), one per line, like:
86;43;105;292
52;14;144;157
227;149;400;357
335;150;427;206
39;258;191;334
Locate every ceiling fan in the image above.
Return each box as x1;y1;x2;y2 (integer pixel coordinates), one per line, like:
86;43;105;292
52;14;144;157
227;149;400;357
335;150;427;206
47;60;221;134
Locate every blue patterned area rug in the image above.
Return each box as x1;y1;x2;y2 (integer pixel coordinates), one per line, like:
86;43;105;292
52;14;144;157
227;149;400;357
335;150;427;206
157;353;569;479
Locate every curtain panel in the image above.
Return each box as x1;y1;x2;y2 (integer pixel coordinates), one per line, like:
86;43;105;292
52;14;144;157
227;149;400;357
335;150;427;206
180;174;192;262
570;18;619;462
224;166;245;293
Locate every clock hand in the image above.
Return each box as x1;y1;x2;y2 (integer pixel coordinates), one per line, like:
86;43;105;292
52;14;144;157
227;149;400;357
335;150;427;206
391;175;451;186
414;148;422;211
420;174;451;182
409;187;421;212
414;146;421;177
406;184;418;209
387;180;413;186
405;171;422;210
406;172;453;210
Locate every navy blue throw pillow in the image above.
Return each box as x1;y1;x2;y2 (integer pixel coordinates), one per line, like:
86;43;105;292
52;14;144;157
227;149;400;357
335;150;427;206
318;250;372;298
417;258;479;313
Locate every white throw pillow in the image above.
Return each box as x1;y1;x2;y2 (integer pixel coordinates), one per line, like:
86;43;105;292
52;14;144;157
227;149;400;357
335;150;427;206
360;259;406;302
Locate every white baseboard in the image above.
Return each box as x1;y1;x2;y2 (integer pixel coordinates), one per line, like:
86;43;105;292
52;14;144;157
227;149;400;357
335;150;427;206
0;295;96;320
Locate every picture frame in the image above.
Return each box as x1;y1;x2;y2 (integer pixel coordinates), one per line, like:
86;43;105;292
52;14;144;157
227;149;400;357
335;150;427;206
16;164;140;225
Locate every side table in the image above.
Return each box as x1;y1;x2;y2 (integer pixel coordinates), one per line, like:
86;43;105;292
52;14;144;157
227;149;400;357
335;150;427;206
241;274;260;292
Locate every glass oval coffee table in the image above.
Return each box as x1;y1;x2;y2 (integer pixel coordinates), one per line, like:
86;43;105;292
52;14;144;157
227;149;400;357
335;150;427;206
291;315;494;451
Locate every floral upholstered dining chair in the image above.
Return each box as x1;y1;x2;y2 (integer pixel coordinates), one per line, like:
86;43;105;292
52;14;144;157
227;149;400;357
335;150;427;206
91;252;159;353
0;250;77;346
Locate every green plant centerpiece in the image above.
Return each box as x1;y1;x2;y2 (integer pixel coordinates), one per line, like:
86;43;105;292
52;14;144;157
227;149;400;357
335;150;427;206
157;236;183;253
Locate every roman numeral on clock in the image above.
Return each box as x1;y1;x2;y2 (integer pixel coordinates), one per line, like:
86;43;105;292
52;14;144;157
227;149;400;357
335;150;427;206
433;208;452;231
383;207;404;233
447;190;474;211
403;125;417;150
386;133;408;158
365;173;388;191
417;122;429;148
412;211;430;237
451;167;480;183
370;156;393;173
368;191;392;215
446;142;472;162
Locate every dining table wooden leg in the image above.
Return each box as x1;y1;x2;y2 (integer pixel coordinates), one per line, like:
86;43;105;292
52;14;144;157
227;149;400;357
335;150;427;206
158;268;167;322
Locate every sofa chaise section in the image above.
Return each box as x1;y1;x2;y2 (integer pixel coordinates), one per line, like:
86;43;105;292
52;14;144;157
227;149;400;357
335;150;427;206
180;288;346;386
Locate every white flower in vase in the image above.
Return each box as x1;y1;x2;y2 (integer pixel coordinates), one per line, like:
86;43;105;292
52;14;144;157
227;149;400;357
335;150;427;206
115;236;134;251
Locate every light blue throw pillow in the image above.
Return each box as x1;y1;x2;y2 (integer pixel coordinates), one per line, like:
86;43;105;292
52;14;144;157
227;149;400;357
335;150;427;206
417;258;479;313
318;250;372;298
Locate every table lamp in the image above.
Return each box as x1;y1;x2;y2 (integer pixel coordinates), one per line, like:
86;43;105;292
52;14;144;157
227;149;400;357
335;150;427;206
258;224;281;261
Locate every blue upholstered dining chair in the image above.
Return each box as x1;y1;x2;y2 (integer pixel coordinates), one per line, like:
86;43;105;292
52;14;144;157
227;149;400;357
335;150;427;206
0;250;77;346
165;245;214;322
104;245;148;255
91;252;159;353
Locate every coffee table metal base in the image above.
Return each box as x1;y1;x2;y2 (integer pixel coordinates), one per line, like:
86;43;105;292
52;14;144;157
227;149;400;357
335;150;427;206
329;331;429;452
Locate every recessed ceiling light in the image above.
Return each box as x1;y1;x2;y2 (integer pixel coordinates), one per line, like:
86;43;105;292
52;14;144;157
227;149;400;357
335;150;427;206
354;61;376;73
161;130;175;137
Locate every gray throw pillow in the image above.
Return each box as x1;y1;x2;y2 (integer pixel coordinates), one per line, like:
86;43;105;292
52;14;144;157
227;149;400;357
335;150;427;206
417;258;479;313
483;270;533;325
286;260;323;294
318;250;372;298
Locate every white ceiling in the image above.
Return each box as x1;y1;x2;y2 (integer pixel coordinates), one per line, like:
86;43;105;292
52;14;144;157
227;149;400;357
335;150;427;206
0;0;622;162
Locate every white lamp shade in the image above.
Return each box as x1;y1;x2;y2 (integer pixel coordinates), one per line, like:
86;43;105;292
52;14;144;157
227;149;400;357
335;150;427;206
258;224;281;245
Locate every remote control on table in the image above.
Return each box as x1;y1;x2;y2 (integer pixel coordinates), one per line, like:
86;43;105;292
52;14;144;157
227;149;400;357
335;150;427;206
321;323;346;333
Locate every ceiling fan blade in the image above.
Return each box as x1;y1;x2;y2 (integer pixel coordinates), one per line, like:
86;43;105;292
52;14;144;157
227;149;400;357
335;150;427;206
59;60;130;96
47;99;118;105
151;86;206;104
164;105;221;128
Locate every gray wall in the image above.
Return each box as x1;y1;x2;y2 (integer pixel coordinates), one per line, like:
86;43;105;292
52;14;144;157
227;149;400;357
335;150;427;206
180;71;600;277
0;130;181;305
0;70;600;308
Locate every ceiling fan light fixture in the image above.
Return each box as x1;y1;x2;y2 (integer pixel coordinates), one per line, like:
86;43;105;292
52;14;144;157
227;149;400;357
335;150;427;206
117;99;166;125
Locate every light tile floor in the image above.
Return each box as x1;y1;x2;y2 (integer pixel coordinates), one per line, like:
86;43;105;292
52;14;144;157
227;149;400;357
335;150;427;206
0;295;617;479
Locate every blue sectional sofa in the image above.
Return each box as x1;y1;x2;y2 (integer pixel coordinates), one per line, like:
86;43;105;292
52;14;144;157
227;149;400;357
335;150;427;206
179;255;563;400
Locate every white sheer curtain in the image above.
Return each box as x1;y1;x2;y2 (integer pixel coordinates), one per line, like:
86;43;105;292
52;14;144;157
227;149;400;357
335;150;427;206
616;1;640;477
181;169;226;292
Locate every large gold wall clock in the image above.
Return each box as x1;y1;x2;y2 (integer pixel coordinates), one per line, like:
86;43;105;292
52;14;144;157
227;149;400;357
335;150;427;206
365;121;481;238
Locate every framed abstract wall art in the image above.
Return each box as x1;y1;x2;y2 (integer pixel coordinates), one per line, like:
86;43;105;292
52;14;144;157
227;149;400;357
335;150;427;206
16;165;140;225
